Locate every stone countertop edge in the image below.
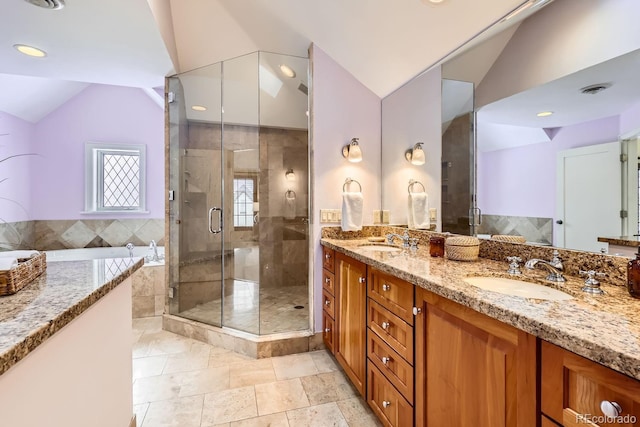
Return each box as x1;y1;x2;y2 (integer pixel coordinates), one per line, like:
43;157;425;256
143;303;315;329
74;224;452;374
321;238;640;381
0;258;144;377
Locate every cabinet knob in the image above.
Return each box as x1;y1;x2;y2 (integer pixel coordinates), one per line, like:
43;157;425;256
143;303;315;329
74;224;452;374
325;253;331;259
381;321;390;330
324;300;330;306
359;277;366;284
381;356;391;365
412;307;422;315
325;277;330;283
600;400;622;418
324;328;331;333
382;283;391;292
382;400;391;408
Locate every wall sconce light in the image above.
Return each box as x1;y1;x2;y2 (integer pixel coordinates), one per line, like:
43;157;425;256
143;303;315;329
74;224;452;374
285;168;296;181
405;142;426;165
342;138;363;163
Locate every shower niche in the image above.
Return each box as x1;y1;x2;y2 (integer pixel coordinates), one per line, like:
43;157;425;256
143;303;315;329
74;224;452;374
167;51;310;336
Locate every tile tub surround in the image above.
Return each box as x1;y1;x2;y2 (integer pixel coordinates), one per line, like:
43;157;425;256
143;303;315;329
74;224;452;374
132;264;165;318
321;237;640;381
0;257;143;376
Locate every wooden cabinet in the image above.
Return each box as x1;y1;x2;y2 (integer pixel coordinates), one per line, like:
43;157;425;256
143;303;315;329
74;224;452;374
414;287;537;427
335;251;367;396
321;248;336;354
541;340;640;427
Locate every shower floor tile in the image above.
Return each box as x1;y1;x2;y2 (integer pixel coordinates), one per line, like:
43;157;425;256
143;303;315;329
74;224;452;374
178;281;309;335
132;317;381;427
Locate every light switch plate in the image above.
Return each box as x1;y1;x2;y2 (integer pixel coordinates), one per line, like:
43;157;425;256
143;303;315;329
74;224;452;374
373;210;382;223
382;210;390;224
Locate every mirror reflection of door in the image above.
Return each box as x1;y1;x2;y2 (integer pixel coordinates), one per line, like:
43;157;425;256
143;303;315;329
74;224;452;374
556;141;621;252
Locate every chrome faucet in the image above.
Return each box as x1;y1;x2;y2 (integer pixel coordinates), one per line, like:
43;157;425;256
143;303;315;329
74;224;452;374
525;250;565;282
386;231;411;248
149;240;160;262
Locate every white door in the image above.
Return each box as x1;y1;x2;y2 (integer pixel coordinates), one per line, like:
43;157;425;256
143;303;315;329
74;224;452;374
556;141;621;252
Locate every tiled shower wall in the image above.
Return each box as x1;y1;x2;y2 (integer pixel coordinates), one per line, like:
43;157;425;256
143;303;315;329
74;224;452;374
477;214;553;245
0;219;164;251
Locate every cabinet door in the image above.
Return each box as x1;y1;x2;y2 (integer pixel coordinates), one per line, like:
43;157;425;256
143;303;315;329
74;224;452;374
542;340;640;427
335;252;367;397
415;287;537;427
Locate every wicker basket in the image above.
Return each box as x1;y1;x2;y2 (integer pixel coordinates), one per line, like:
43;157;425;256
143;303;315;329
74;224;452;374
445;236;480;261
0;252;47;296
492;235;526;244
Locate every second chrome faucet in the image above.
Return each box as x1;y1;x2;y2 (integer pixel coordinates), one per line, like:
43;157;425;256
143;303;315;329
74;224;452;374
524;250;565;282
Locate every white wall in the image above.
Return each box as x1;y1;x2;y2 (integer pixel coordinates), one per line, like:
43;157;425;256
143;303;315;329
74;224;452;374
381;66;442;227
476;0;640;108
311;44;381;331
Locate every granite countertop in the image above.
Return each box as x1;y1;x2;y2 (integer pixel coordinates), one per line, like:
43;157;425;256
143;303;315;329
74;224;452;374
598;235;640;248
321;238;640;381
0;257;143;376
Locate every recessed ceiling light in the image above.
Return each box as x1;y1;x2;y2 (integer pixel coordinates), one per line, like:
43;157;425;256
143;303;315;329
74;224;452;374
420;0;446;4
14;44;47;58
24;0;65;10
191;105;207;111
279;64;296;78
537;111;554;117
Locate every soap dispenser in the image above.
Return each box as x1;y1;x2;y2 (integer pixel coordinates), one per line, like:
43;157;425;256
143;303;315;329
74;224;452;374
627;247;640;298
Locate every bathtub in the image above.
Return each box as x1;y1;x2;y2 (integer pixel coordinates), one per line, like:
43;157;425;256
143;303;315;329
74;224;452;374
46;246;165;266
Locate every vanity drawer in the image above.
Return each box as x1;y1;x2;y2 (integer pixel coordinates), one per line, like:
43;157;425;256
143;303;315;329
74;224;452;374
541;340;640;426
368;299;413;364
368;330;414;403
368;268;415;325
322;270;335;295
322;246;335;273
322;288;335;318
368;363;413;427
322;311;335;354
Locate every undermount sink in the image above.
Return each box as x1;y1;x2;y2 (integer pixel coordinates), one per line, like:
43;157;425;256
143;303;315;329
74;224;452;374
358;244;402;253
464;276;573;301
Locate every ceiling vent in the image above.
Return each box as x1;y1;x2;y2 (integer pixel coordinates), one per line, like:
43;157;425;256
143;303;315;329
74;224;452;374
580;83;612;95
23;0;65;10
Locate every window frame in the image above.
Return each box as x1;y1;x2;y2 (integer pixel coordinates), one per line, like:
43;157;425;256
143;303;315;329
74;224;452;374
84;142;147;214
233;173;258;230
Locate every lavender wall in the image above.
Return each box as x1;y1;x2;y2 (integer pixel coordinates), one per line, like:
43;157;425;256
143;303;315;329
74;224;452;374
478;115;620;218
311;45;382;331
0;112;34;223
620;101;640;137
32;84;164;220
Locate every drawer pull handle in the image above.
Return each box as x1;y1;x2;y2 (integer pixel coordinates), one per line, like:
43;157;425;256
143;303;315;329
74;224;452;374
359;277;366;284
325;253;331;259
600;400;622;418
381;356;391;365
325;300;331;306
382;283;391;291
324;328;331;333
412;307;422;315
325;277;331;283
381;321;390;330
382;400;391;408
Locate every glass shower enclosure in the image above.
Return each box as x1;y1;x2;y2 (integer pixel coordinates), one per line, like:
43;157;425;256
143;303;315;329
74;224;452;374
167;52;310;335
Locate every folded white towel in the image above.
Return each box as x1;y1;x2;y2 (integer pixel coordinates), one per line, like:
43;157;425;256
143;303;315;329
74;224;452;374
0;257;18;271
284;193;296;220
0;250;39;259
408;192;430;230
341;192;364;232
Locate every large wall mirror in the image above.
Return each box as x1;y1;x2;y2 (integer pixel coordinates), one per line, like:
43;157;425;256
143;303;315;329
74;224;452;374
381;0;640;254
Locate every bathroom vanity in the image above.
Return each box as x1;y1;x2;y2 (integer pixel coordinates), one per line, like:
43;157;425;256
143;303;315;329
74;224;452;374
0;257;143;427
321;229;640;427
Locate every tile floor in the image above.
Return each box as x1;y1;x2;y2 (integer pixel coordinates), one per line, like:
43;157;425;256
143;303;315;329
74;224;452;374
133;317;382;427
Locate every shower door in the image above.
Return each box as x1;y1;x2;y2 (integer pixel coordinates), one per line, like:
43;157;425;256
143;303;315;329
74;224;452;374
167;63;225;327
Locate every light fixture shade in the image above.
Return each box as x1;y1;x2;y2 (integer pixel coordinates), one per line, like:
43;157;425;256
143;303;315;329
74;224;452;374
342;138;363;163
285;168;296;181
405;142;426;165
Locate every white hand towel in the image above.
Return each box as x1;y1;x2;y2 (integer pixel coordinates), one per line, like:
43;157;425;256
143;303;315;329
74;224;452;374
341;192;364;232
0;250;39;259
284;193;296;220
408;192;430;230
0;257;18;271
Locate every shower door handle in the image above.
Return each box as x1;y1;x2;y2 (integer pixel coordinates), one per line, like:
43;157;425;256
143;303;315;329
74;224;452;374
208;207;222;234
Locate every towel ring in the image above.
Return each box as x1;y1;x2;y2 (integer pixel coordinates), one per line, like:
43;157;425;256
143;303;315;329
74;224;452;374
343;178;362;192
285;189;296;198
408;179;426;194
